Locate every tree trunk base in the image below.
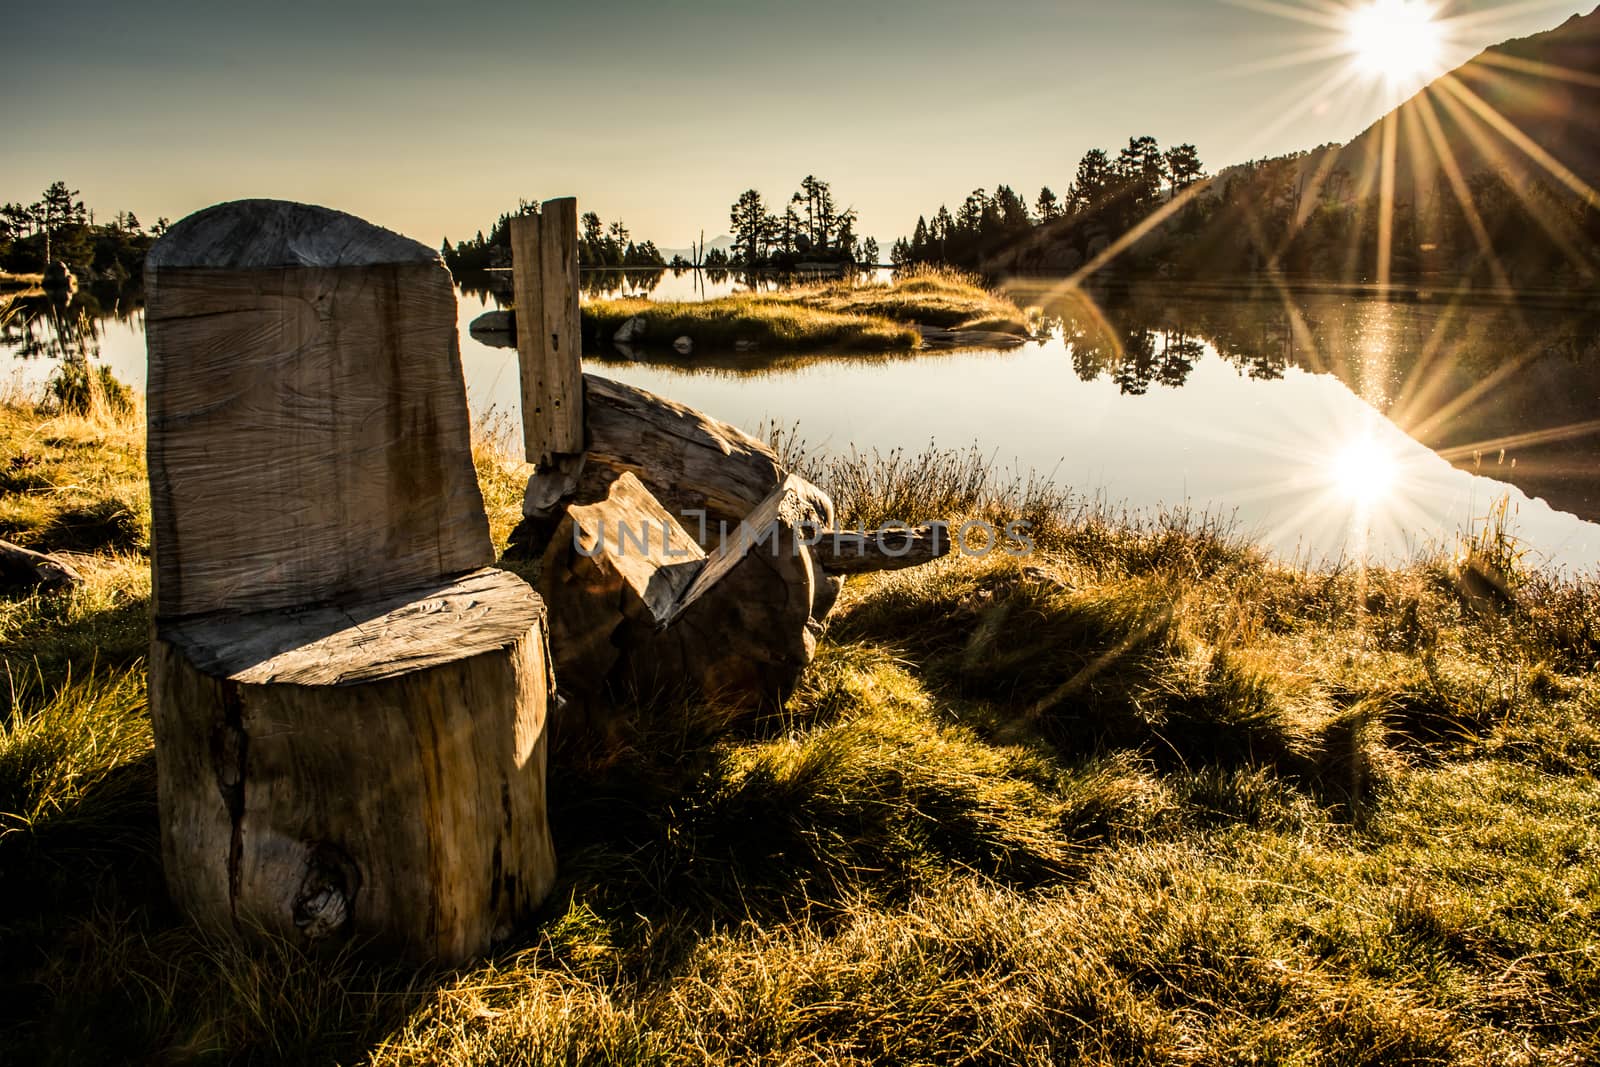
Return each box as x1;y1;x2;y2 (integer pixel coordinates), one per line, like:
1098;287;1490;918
150;568;556;964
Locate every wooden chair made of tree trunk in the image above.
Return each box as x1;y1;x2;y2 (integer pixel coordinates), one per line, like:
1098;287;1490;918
145;199;555;964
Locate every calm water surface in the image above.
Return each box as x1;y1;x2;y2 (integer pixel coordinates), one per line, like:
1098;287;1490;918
6;271;1598;571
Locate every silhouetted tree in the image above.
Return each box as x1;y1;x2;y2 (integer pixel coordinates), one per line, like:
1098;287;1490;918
1036;187;1061;221
1073;149;1113;212
1165;144;1205;195
730;189;769;266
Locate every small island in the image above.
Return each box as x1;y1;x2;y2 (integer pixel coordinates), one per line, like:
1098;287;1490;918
471;267;1034;356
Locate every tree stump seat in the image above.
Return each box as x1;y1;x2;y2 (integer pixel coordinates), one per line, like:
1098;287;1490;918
145;199;557;964
153;567;556;960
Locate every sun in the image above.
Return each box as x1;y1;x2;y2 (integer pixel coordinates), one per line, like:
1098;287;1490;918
1345;0;1444;83
1328;434;1399;505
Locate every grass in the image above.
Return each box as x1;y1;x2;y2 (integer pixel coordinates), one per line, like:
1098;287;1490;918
582;267;1028;355
4;381;1600;1063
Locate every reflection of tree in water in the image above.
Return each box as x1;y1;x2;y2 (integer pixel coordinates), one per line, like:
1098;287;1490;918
1034;279;1600;520
3;282;142;366
581;268;665;299
1042;284;1600;400
1054;294;1211;394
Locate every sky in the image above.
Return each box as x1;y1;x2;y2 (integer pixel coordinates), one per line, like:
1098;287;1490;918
3;0;1590;251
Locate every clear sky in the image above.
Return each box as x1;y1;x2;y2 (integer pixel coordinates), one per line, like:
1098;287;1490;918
3;0;1588;251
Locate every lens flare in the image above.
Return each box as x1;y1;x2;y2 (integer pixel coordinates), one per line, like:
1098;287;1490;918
1346;0;1444;83
1328;434;1400;505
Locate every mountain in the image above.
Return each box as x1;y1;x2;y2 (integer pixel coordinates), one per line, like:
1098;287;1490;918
1329;6;1600;205
657;234;735;264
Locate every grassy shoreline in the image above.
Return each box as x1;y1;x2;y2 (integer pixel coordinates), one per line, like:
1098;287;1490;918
581;267;1031;354
3;385;1600;1063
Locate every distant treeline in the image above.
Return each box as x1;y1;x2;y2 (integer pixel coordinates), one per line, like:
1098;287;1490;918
892;137;1203;270
725;176;879;269
442;202;666;276
892;136;1600;286
1;181;167;283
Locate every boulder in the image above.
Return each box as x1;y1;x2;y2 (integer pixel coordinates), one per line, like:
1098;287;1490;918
42;261;76;290
673;335;693;355
613;315;647;344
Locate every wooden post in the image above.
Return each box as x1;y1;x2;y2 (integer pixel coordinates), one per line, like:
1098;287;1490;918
512;198;584;466
145;199;556;964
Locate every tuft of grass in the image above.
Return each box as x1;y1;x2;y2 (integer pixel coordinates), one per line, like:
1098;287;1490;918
581;267;1028;356
583;294;921;355
796;265;1033;334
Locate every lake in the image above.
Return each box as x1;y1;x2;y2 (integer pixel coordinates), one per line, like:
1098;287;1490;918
6;271;1599;572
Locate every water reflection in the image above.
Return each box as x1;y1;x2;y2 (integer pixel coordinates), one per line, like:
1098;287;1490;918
1007;280;1600;525
5;274;1599;570
1;280;144;366
454;265;888;307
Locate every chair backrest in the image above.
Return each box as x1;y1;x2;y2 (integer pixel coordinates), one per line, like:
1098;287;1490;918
146;199;492;619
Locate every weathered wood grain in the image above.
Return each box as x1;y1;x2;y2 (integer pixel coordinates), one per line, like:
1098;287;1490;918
580;373;795;535
668;474;828;623
511;200;584;465
146;200;557;965
145;200;491;619
539;473;705;705
159;567;546;685
152;597;556;964
540;471;826;712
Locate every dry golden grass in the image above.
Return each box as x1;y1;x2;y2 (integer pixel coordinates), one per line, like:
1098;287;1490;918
3;382;1600;1065
582;267;1029;355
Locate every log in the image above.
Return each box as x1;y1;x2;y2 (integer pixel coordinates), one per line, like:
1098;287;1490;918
540;471;827;712
152;569;555;963
511;200;584;465
578;373;809;536
145;199;492;619
539;472;704;708
0;538;82;592
810;525;954;575
145;200;556;963
635;478;823;708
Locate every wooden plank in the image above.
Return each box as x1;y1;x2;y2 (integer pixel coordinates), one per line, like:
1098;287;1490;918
512;199;583;465
538;198;583;460
811;526;954;575
510;212;547;463
667;474;824;623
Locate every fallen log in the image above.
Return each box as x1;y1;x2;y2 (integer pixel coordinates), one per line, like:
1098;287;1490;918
577;373;799;536
0;538;82;592
809;526;954;575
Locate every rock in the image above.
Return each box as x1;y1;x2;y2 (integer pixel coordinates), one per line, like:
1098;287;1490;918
468;310;515;349
673;335;693;355
469;309;514;335
41;261;76;290
613;315;647;344
734;340;759;353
